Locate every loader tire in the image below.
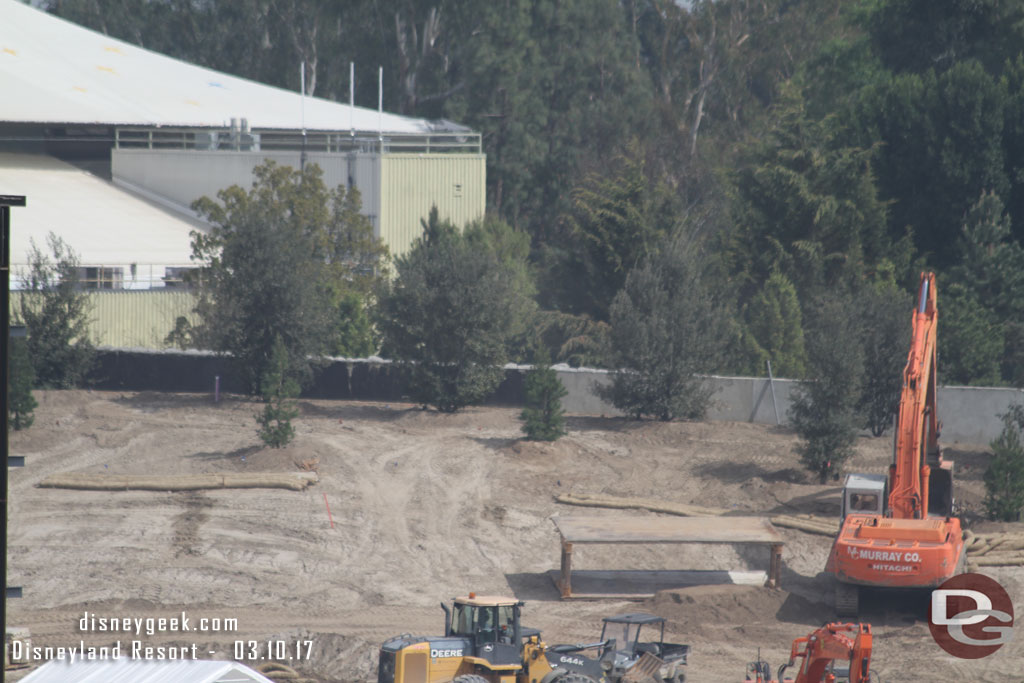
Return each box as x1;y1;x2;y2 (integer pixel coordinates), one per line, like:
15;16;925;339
557;674;599;683
452;676;488;683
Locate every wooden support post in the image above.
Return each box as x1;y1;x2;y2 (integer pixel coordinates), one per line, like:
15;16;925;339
559;541;573;599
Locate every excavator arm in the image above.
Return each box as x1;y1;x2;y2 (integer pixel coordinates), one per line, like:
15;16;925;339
889;272;940;520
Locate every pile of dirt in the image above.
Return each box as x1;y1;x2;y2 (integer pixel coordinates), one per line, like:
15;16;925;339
649;585;820;630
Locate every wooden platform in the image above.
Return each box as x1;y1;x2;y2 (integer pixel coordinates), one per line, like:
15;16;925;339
545;569;769;600
552;515;784;544
551;515;785;599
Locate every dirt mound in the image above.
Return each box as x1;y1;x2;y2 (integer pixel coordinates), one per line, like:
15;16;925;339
648;585;823;630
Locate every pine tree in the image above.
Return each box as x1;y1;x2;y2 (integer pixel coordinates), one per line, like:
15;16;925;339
378;213;532;412
8;337;37;431
947;191;1024;384
940;282;1003;386
857;273;912;436
984;404;1024;521
521;352;567;441
551;153;673;321
602;234;729;421
255;337;300;448
789;291;864;483
18;233;95;388
742;270;808;378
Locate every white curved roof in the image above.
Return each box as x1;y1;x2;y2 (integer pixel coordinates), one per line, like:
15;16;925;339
18;658;275;683
0;0;434;133
1;152;203;276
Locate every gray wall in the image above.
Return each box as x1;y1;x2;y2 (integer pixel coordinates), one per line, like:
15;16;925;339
555;366;1023;446
91;350;1020;447
112;149;382;232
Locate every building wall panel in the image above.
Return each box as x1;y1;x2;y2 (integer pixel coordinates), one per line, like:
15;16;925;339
379;154;486;257
11;290;197;349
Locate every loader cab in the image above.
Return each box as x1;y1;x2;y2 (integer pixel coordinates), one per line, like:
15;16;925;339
446;594;523;665
841;474;887;521
600;613;666;657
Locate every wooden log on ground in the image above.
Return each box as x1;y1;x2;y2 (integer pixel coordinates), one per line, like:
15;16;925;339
964;533;1024;556
554;492;727;517
969;541;992;556
37;472;318;492
973;552;1024;567
770;515;838;536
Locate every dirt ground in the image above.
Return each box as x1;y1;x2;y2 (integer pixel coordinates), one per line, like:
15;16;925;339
6;390;1023;682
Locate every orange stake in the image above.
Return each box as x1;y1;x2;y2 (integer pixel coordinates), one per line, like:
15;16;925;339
323;492;334;528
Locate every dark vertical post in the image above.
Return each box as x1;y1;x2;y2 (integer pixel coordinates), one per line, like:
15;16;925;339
2;195;27;656
559;540;573;599
769;543;784;589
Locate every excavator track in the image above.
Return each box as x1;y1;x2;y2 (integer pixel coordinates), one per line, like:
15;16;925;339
835;582;859;618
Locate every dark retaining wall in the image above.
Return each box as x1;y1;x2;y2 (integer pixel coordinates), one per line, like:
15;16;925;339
91;349;526;405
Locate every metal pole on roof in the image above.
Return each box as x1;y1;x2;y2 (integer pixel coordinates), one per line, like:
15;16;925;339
378;66;383;143
350;62;355;139
300;62;307;171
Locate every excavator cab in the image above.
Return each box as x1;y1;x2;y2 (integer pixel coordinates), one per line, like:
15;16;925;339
840;474;886;521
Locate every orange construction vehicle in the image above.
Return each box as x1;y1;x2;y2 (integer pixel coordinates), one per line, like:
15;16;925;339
744;622;873;683
826;272;965;615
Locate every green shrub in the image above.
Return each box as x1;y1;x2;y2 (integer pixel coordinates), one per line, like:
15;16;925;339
521;354;568;441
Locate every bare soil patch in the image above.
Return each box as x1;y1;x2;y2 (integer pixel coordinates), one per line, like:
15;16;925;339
7;390;1022;682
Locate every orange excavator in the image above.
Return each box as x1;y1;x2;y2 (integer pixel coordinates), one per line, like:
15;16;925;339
744;622;873;683
826;272;965;615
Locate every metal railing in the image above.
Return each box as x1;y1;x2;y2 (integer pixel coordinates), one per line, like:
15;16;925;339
9;264;201;290
114;127;482;155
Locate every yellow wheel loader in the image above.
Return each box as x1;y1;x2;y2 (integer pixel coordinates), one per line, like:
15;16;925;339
377;594;612;683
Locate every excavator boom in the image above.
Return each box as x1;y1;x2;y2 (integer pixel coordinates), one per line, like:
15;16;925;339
890;273;941;519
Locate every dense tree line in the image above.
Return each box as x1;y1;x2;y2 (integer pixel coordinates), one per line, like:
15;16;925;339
46;1;1024;399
